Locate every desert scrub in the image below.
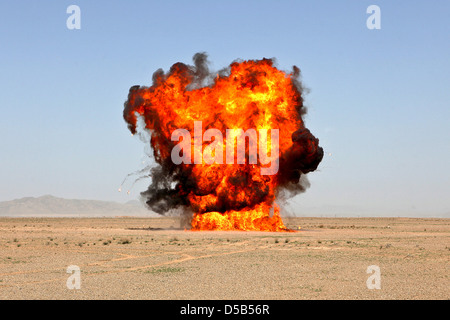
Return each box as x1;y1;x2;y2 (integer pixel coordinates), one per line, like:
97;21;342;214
145;267;184;274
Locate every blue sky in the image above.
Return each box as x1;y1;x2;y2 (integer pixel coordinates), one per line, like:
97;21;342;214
0;1;449;216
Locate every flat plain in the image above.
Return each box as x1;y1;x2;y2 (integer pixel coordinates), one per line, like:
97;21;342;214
0;216;448;299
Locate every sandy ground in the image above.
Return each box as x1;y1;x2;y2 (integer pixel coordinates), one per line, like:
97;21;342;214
0;216;448;300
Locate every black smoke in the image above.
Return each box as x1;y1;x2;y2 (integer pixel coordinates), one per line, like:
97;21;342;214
123;53;323;215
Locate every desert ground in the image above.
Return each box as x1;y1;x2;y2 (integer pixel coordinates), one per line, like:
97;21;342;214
0;216;448;300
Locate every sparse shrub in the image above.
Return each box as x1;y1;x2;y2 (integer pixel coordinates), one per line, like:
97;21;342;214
146;267;183;274
118;239;131;244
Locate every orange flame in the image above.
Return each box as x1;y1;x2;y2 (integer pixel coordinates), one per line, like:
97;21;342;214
124;55;322;232
191;203;292;232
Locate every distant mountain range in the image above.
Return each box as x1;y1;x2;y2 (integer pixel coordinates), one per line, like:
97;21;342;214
0;195;158;217
0;195;447;218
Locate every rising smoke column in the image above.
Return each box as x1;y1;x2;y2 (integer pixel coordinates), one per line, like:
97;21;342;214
123;53;323;231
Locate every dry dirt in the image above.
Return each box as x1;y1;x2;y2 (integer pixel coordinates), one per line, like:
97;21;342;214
0;217;448;300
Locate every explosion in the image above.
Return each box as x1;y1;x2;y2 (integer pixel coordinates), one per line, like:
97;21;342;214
123;53;323;231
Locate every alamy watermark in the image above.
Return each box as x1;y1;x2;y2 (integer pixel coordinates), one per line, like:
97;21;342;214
367;5;381;30
66;265;81;289
170;121;279;175
366;265;381;289
66;5;81;30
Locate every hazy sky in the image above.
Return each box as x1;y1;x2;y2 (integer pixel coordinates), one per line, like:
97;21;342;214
0;1;449;216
